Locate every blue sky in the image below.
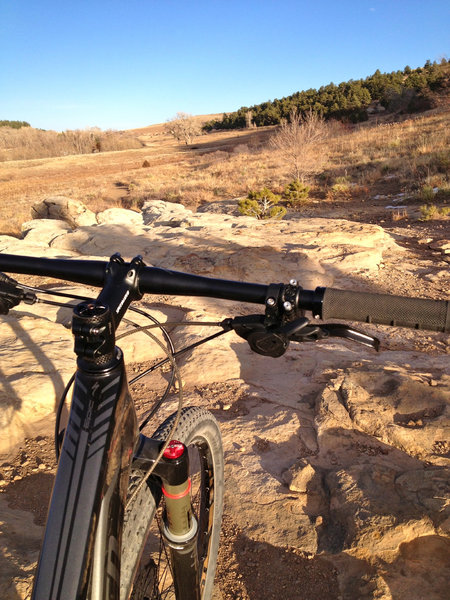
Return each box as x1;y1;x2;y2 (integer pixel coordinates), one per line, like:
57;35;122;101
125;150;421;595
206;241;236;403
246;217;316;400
1;0;448;131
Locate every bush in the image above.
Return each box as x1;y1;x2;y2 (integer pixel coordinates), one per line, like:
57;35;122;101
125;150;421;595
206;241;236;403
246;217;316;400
435;187;450;201
430;151;450;173
420;204;450;220
328;175;353;200
282;179;310;207
419;185;435;202
238;187;286;220
0;120;30;129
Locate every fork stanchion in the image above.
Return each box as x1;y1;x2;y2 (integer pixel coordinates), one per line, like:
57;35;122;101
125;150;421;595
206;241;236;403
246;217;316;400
161;441;201;600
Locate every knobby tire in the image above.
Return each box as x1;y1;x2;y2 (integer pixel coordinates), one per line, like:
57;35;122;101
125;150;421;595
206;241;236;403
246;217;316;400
120;407;224;600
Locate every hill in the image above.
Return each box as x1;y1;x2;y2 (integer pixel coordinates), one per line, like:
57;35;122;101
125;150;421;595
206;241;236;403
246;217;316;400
204;60;450;130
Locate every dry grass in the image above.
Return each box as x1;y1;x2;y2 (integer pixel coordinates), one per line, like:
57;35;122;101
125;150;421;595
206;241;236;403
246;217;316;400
0;127;143;162
326;111;450;189
1;107;448;236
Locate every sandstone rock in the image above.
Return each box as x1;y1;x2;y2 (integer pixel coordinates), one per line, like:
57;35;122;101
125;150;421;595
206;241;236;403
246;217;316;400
141;199;193;225
21;219;71;245
337;369;450;463
197;199;241;216
429;239;450;251
96;207;144;226
44;210;395;291
284;461;319;492
310;363;450;598
31;196;97;227
325;463;436;552
0;496;42;600
0;209;448;600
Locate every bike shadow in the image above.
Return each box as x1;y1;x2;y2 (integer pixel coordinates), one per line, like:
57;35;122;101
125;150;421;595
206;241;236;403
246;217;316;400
0;315;67;421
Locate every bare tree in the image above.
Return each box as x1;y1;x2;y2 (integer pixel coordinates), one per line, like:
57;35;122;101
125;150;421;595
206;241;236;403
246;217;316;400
165;112;201;145
270;109;329;182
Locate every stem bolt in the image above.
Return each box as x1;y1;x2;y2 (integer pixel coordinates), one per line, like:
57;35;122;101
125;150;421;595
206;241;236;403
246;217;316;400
266;297;276;307
283;301;293;312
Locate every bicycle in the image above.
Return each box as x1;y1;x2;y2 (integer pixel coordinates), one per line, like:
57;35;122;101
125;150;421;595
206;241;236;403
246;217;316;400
0;251;448;600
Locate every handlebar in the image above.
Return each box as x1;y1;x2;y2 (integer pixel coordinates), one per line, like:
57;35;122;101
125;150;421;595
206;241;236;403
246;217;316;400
0;253;448;333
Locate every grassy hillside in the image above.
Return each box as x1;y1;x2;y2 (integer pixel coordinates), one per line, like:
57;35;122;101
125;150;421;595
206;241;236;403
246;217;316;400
1;103;448;236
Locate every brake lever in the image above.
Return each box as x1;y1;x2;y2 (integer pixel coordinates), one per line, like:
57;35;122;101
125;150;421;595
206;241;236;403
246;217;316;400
291;323;379;351
226;315;379;356
226;315;312;357
0;272;37;314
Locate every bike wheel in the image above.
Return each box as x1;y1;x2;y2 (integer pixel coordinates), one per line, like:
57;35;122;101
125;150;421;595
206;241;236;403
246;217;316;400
121;407;224;600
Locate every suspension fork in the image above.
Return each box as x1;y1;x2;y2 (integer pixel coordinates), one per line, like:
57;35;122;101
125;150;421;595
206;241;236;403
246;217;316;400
133;436;201;600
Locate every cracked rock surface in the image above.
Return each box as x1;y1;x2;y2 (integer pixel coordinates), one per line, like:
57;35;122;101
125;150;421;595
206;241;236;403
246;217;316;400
0;201;448;599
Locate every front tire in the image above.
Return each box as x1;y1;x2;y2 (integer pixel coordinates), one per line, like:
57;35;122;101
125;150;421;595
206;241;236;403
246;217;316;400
121;407;224;600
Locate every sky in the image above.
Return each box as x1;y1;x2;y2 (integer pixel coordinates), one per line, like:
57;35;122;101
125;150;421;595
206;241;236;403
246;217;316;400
1;0;449;131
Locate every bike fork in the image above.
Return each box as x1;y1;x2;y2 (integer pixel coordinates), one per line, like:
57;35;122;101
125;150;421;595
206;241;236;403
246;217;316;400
134;437;201;600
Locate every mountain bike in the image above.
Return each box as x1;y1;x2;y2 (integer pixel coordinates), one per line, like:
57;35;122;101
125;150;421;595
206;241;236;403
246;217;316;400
0;251;448;600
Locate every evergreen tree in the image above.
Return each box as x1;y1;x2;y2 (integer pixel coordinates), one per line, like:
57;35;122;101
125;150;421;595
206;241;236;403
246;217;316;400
202;62;449;131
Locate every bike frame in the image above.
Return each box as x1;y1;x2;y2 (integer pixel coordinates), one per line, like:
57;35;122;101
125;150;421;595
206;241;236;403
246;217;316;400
33;353;135;599
32;256;201;600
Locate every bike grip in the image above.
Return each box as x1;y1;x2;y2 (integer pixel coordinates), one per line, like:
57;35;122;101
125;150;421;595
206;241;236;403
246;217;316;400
321;288;450;332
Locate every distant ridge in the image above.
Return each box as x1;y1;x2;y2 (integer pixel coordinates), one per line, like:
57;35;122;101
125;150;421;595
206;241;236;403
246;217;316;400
203;60;450;130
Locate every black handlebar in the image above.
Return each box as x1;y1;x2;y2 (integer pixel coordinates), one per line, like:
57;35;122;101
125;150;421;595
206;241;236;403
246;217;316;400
0;253;448;333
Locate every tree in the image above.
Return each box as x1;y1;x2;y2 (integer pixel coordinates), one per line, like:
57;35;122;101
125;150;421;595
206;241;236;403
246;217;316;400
238;188;286;220
0;120;30;129
165;112;201;145
270;108;329;182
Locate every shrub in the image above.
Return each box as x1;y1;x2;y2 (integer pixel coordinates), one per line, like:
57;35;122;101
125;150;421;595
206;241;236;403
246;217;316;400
0;120;30;129
430;151;450;173
282;179;310;207
420;204;450;220
238;187;286;220
419;185;435;202
435;187;450;201
328;175;353;200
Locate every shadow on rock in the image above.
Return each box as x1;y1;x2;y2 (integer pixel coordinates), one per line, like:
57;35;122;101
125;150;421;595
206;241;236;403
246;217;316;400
217;514;339;600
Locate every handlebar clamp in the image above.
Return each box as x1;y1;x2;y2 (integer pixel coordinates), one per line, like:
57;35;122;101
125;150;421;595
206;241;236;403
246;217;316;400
264;281;303;327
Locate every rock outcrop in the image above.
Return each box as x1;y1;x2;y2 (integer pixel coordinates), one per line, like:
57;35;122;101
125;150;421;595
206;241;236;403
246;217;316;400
31;196;97;227
0;199;448;599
